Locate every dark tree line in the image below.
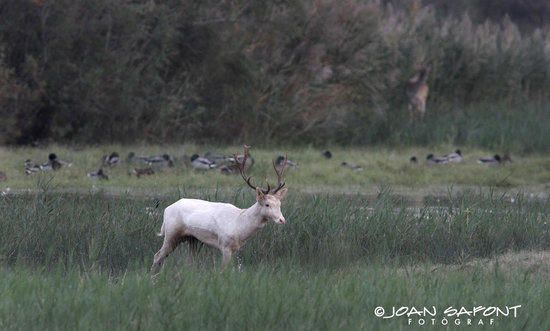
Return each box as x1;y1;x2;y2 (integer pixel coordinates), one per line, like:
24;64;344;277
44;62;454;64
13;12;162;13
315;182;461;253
0;0;549;146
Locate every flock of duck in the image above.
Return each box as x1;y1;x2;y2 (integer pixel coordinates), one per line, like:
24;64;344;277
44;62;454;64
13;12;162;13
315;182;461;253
24;153;73;174
410;149;512;165
0;148;510;183
18;150;301;181
337;150;512;173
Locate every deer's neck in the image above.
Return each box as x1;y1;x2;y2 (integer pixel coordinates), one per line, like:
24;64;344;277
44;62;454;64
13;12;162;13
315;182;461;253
234;202;266;241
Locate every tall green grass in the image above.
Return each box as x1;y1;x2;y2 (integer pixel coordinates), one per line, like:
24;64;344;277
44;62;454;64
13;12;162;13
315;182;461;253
383;102;550;153
0;264;547;330
0;190;548;329
1;189;547;272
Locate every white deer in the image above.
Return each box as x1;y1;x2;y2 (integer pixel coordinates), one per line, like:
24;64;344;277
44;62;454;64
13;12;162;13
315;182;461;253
151;146;288;273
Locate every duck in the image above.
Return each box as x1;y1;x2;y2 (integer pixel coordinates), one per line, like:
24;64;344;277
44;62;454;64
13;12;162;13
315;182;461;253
131;167;155;178
410;156;418;164
218;151;256;174
24;159;41;175
426;154;448;165
478;154;501;165
191;154;217;170
231;153;254;171
102;152;120;167
204;151;234;166
50;153;72;167
40;153;63;171
341;161;363;171
87;168;109;180
219;164;238;175
127;152;150;164
275;155;298;171
444;149;463;163
0;171;6;181
322;150;332;159
147;154;174;168
502;154;513;163
478;154;512;165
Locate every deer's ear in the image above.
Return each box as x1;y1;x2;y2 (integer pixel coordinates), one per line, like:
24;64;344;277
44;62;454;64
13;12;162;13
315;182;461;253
256;187;266;201
274;187;288;200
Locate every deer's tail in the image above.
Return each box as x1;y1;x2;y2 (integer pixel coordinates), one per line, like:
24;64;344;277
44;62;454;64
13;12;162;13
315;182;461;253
157;222;165;237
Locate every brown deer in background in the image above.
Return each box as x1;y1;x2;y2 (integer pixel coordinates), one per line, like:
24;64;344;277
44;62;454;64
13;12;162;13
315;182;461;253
406;65;431;119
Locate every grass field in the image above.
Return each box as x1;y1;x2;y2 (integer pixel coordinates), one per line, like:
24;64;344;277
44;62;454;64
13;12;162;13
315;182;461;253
1;261;548;330
1;145;549;329
0;189;548;329
1;145;549;196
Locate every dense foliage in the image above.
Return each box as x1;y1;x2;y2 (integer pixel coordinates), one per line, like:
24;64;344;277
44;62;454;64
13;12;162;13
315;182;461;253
0;0;549;146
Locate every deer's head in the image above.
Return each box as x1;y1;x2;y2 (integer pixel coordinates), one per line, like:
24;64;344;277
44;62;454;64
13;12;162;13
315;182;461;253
236;145;288;225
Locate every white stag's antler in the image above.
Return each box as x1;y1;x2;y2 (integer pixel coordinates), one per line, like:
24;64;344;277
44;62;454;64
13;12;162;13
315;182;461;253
235;145;287;194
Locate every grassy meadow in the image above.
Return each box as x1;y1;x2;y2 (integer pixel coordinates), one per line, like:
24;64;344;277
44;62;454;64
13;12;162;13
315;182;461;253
0;189;548;329
0;145;549;329
1;145;549;196
1;262;548;330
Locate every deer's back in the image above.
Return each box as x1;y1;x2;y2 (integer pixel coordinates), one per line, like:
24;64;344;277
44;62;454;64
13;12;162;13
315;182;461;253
165;198;240;226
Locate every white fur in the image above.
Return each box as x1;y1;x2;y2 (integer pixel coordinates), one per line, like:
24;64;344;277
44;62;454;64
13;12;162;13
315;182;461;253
151;188;287;273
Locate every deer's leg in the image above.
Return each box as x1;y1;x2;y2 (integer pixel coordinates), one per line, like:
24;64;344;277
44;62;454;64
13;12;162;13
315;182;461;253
408;102;416;123
151;232;182;274
220;247;233;272
409;97;424;122
418;98;426;119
